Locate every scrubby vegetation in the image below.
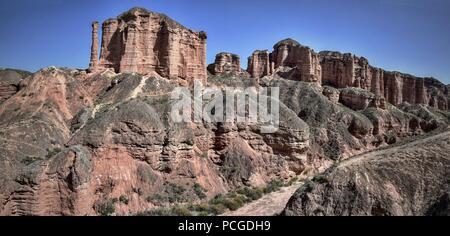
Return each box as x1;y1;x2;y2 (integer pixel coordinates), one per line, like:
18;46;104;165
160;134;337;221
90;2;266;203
95;198;117;216
137;178;299;216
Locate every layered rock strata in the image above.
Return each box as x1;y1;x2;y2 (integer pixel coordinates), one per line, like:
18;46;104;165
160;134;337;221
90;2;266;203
247;39;322;84
88;22;99;71
319;51;448;110
272;39;322;84
0;69;30;103
207;52;246;77
247;50;273;79
283;128;450;216
90;7;207;85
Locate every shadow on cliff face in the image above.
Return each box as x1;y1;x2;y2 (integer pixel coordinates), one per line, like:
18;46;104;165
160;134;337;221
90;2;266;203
426;192;450;216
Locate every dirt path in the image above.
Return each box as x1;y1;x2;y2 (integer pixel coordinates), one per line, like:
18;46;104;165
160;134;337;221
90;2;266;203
221;183;303;216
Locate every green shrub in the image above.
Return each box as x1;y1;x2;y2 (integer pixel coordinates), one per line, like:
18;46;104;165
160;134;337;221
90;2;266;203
146;194;168;204
237;187;263;201
137;207;173;216
193;183;207;200
223;197;244;211
301;181;315;193
172;206;192;216
96;199;116;216
167;183;187;203
287;177;299;186
208;204;227;215
312;174;328;184
119;195;129;205
136;205;192;216
263;179;283;193
45;148;62;159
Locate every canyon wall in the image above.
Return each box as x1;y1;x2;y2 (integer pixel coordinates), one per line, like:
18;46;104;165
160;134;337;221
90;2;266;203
91;7;207;85
319;51;448;110
245;39;448;110
272;39;322;84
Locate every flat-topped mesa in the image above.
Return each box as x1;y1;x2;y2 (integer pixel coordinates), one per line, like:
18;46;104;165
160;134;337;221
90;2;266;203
319;51;449;110
90;7;207;85
272;38;322;84
247;50;274;78
208;52;247;77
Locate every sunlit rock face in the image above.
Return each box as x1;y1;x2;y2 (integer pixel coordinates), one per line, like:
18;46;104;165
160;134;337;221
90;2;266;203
208;52;248;77
92;7;207;85
319;51;448;110
247;50;274;79
272;39;322;84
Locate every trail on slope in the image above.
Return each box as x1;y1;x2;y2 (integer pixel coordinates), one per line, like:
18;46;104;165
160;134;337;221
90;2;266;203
221;183;303;216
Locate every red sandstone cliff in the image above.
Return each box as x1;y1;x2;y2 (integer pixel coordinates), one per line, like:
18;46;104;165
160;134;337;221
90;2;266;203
244;39;448;111
247;50;274;79
247;39;322;84
319;51;448;110
90;7;207;85
207;52;247;77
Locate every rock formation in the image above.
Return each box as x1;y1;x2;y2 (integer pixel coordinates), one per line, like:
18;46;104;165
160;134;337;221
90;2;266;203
369;96;387;110
319;51;448;110
0;69;30;103
207;52;246;77
272;39;322;84
322;86;340;103
338;87;375;110
91;7;207;85
88;22;99;71
246;39;322;84
247;50;274;79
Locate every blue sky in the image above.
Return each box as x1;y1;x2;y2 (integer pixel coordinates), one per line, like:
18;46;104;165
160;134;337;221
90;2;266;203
0;0;449;84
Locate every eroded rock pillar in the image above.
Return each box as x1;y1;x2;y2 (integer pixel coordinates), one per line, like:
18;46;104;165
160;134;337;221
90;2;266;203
89;21;99;71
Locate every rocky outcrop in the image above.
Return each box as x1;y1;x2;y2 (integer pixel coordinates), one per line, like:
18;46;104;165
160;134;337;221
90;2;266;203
272;39;322;84
322;86;340;103
208;52;247;77
283;128;450;216
92;8;207;85
339;87;375;111
246;39;322;83
247;39;323;83
0;69;31;103
247;50;273;78
319;51;448;110
369;96;387;110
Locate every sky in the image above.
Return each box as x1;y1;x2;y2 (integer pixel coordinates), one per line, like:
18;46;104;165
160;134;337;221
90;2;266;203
0;0;449;84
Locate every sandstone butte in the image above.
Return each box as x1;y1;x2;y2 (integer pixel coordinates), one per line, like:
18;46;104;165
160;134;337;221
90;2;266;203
89;7;207;86
0;7;449;216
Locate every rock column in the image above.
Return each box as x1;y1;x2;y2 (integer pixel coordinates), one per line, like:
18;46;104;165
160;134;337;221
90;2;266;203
89;21;99;71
